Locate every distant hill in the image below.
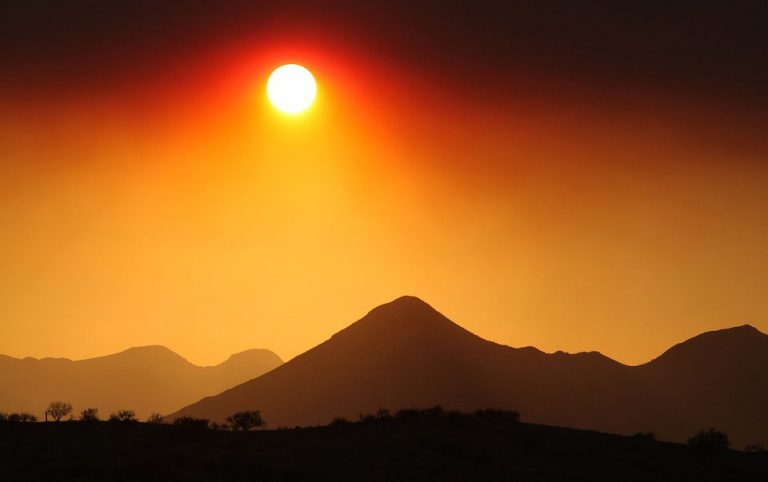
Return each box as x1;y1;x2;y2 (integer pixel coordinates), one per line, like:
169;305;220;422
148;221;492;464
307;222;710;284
0;346;282;419
170;296;768;448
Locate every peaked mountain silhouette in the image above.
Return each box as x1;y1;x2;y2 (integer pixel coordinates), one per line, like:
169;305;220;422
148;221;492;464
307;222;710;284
170;296;767;446
0;346;282;419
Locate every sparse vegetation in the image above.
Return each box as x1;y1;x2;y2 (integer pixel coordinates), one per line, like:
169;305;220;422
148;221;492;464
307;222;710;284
226;410;265;431
1;409;767;481
146;413;164;424
330;416;351;427
47;401;73;422
353;406;522;428
208;421;226;431
173;416;210;430
79;408;99;422
745;444;766;453
109;410;137;423
687;428;730;458
7;412;37;422
472;408;521;423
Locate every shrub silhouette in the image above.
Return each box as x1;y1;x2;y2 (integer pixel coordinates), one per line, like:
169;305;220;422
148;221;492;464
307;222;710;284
0;412;7;422
226;410;264;431
330;417;351;427
376;408;391;420
745;444;766;453
688;428;729;458
146;413;164;424
79;408;99;422
394;408;423;423
209;421;226;431
358;412;378;424
349;406;523;428
394;406;442;424
47;401;72;422
109;410;137;423
8;412;37;422
173;416;210;430
472;409;521;423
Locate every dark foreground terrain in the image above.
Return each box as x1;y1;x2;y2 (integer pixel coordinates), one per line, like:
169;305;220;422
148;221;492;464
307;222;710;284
1;413;766;482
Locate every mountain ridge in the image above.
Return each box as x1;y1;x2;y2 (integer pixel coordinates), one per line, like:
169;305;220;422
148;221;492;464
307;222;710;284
171;296;767;448
0;346;283;420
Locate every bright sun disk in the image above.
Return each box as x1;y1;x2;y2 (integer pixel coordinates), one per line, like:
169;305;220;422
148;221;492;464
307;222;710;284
267;64;317;114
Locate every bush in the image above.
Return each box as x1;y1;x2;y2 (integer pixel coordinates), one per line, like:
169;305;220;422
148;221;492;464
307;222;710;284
8;412;37;423
358;413;377;424
330;417;351;427
209;422;226;431
688;428;729;458
146;413;164;424
745;444;766;453
226;411;265;431
79;408;99;422
0;412;7;422
473;409;521;423
109;410;137;423
394;408;422;423
173;416;210;430
425;406;445;417
47;401;72;422
376;408;391;420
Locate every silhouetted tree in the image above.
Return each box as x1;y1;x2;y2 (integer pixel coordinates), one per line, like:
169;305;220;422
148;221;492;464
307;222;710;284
688;428;729;458
47;401;72;422
226;410;264;431
146;413;164;424
745;444;766;453
109;410;137;423
0;412;7;422
8;412;37;422
79;408;99;422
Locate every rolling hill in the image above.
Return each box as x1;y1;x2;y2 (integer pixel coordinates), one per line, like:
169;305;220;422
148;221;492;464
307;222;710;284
170;296;768;447
3;414;768;482
0;346;282;419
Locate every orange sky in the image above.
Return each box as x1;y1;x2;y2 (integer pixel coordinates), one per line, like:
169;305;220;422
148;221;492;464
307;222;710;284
1;30;766;367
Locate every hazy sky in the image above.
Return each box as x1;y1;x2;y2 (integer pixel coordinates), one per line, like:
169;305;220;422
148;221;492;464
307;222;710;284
1;1;766;366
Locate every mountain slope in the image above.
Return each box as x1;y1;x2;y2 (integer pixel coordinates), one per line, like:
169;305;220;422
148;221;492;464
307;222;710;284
171;297;633;430
171;296;768;447
0;346;282;419
635;324;768;446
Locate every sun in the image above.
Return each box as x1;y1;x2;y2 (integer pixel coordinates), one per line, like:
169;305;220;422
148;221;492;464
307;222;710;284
267;64;317;114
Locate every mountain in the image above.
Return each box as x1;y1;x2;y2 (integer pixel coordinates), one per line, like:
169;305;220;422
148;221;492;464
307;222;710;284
0;346;282;420
633;324;768;446
170;296;768;448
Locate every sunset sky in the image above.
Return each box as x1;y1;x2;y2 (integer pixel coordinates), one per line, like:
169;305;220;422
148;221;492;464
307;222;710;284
1;1;766;366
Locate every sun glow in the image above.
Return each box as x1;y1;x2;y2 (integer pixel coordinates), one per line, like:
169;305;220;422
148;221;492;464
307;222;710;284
267;64;317;114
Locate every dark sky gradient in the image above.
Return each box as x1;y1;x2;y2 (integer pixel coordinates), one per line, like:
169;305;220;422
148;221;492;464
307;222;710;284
2;1;767;106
